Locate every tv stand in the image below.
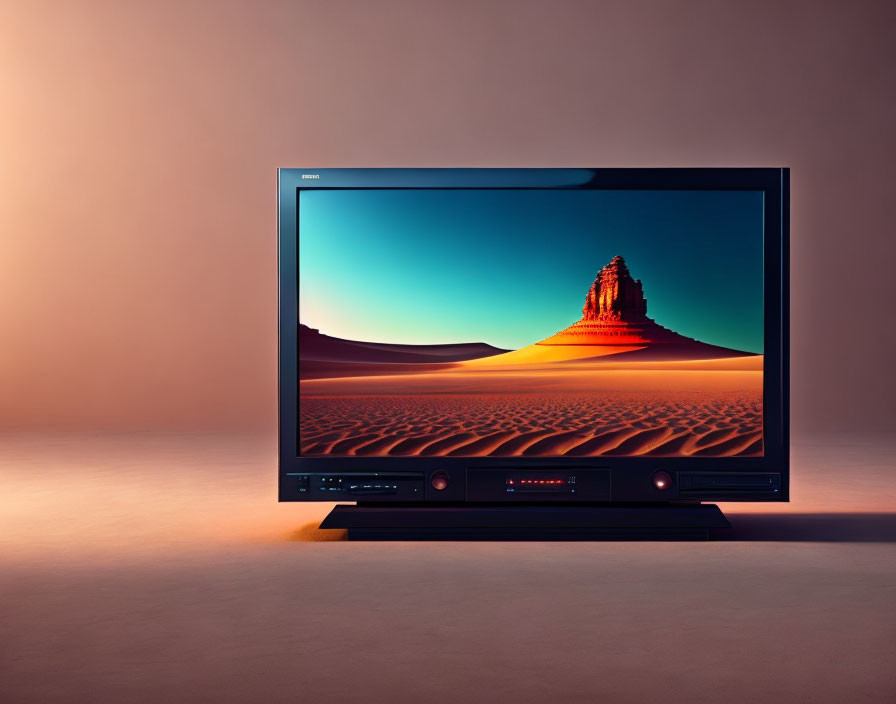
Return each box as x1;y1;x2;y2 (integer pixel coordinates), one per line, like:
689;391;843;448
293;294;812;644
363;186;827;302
319;503;730;541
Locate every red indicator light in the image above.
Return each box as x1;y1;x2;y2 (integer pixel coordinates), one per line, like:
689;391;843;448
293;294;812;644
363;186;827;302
513;478;571;486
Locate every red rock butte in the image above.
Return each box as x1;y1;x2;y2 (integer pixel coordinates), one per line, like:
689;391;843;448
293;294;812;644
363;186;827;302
538;255;706;346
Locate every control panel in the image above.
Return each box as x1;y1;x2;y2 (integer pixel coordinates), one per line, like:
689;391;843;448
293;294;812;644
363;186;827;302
286;472;424;500
286;466;784;503
467;467;611;502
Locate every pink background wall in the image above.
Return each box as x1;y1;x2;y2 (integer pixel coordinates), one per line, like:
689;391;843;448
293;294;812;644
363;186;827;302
1;0;894;433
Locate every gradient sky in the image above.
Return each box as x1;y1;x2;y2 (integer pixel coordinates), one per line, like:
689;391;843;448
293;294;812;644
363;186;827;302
299;188;763;353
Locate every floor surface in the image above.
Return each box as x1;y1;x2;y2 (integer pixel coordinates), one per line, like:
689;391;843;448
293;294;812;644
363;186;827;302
1;433;894;703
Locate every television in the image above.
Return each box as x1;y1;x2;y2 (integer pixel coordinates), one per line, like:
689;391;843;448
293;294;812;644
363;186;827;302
279;168;789;539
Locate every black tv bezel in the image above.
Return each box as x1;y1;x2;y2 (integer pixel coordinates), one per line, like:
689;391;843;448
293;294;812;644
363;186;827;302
278;168;789;503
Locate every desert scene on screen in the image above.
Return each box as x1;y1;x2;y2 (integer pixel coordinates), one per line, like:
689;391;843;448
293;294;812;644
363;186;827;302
299;256;762;457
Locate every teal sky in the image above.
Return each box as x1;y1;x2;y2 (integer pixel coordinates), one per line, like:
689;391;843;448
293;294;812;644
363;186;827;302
298;189;764;353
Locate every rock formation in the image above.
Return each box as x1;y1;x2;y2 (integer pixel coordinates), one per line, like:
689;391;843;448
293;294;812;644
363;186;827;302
582;255;648;322
538;255;699;346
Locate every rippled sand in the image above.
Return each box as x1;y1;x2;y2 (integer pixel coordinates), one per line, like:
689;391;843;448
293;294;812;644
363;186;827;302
300;362;763;457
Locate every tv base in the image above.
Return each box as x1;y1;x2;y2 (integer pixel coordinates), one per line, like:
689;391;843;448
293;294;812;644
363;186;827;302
319;503;731;541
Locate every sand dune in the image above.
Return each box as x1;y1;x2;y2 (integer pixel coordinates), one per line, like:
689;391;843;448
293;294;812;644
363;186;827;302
300;391;763;457
298;323;507;379
461;340;758;367
460;343;646;365
300;360;459;380
301;357;762;395
300;358;763;458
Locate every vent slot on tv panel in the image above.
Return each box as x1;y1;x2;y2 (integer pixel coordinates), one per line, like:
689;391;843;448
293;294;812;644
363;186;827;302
678;472;780;499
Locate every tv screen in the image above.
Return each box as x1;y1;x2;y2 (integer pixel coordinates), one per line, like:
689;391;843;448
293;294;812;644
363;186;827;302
299;189;763;458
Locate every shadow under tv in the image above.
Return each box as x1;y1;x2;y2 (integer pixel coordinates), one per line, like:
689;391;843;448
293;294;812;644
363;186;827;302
278;168;790;541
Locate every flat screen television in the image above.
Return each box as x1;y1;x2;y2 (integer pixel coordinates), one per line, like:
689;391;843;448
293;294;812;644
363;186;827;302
279;168;789;536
